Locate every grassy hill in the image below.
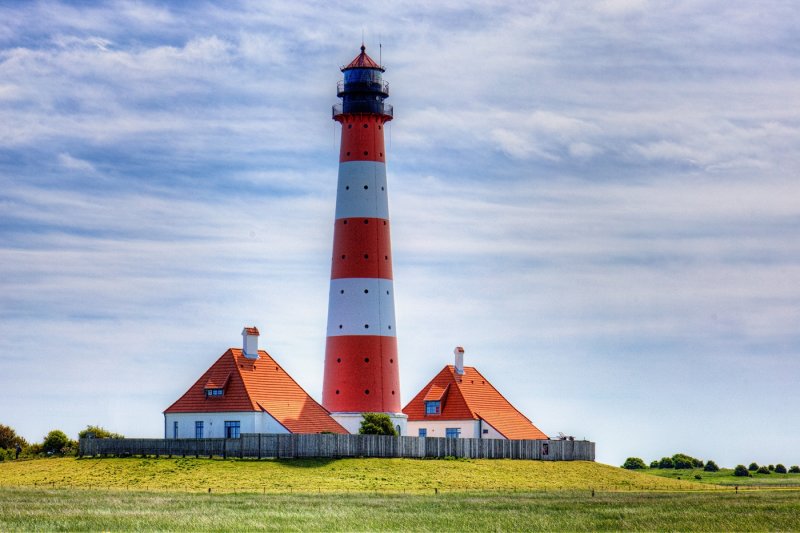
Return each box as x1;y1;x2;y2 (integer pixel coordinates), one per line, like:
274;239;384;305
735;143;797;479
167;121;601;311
638;467;800;486
0;457;703;493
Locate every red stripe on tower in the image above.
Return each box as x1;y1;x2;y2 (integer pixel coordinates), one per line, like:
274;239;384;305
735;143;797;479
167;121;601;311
322;45;406;434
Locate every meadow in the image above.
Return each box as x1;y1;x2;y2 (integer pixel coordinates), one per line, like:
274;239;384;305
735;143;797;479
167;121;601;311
0;456;699;493
640;467;800;486
2;457;799;531
1;487;799;531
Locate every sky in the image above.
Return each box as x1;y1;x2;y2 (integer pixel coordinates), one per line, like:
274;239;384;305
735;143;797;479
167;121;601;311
1;0;798;468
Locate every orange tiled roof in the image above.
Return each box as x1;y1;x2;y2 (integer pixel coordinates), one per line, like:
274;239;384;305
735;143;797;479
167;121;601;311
204;372;230;390
402;365;548;440
423;383;449;403
164;348;348;434
243;327;260;336
343;45;382;70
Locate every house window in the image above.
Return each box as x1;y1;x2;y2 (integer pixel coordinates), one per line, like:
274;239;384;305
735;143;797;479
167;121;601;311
205;388;224;397
224;421;241;439
195;421;204;439
173;421;178;439
425;401;441;415
418;428;427;437
483;429;489;435
445;428;460;439
542;442;549;456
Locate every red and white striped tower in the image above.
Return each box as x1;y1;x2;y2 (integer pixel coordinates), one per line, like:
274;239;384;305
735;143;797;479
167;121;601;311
322;45;406;434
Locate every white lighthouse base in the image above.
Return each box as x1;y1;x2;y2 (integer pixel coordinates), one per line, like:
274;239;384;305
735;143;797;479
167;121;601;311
331;412;408;436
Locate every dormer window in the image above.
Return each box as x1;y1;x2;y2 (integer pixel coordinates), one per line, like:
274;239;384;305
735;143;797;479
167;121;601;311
205;388;224;397
425;401;441;415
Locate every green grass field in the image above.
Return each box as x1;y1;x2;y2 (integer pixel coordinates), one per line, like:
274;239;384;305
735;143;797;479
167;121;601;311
1;487;799;531
2;458;799;531
0;457;703;493
638;466;800;486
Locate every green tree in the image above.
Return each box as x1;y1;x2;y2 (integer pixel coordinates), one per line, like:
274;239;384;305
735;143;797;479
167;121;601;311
703;460;719;472
757;466;770;474
775;464;787;474
358;413;397;436
748;462;759;471
42;430;70;454
622;457;646;470
768;464;775;471
672;453;700;470
0;424;27;449
789;466;800;473
733;465;749;477
78;425;123;439
658;457;674;469
649;460;659;469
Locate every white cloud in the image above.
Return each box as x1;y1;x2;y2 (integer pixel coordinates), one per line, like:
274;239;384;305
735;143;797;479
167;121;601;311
0;0;799;467
57;152;96;172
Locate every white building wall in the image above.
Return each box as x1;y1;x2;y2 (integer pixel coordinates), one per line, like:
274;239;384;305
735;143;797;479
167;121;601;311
407;419;478;439
164;411;289;438
407;418;507;439
480;419;505;439
331;412;408;435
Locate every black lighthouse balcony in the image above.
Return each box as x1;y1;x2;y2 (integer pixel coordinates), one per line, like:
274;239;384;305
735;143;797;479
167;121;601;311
332;102;393;119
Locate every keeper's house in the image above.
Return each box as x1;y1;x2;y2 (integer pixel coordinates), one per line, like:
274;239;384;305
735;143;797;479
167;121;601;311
403;347;548;440
164;327;347;438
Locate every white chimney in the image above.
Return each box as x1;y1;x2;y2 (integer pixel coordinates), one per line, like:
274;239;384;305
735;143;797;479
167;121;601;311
242;326;260;359
454;346;465;375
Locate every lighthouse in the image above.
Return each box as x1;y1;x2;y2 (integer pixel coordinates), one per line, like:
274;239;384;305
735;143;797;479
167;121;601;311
322;45;406;434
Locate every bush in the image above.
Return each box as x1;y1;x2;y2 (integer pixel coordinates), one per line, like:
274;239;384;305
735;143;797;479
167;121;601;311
733;465;750;477
358;413;397;436
789;466;800;474
658;457;674;469
757;466;770;474
672;453;701;470
0;424;27;449
78;425;124;439
768;464;775;471
622;457;647;470
42;430;70;455
748;462;759;471
704;460;719;472
649;460;659;469
775;464;787;474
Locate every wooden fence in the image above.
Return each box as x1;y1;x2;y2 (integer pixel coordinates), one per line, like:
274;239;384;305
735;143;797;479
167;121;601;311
79;434;594;461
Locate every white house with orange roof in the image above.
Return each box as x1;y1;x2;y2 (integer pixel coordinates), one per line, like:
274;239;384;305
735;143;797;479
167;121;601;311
163;327;347;438
402;347;548;440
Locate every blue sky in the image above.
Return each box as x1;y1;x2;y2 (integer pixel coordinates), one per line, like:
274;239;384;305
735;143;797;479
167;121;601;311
1;0;798;467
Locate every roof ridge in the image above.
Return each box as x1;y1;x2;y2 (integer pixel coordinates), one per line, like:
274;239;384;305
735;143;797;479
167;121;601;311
448;366;477;419
230;349;259;411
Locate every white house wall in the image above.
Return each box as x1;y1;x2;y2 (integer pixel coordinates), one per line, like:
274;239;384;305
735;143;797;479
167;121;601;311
165;411;288;438
480;419;505;439
407;419;479;439
407;418;506;439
